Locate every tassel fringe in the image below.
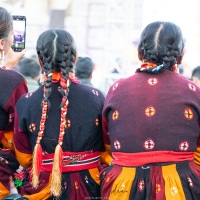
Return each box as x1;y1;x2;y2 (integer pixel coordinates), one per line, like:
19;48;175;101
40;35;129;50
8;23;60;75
31;143;43;188
50;144;63;197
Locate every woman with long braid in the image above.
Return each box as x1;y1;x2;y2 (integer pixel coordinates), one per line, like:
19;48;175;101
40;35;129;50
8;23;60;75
14;29;111;199
101;21;200;200
0;7;28;199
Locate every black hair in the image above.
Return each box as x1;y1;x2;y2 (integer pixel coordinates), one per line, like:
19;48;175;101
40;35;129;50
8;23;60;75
19;57;40;79
75;57;94;79
192;66;200;79
138;21;185;73
36;29;76;108
32;29;77;196
0;7;13;39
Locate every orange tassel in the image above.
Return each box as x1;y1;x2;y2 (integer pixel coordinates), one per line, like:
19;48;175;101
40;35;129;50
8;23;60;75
50;144;63;197
31;143;42;188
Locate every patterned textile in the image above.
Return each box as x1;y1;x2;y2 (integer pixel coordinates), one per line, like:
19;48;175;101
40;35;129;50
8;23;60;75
14;82;106;200
0;149;20;198
0;68;28;199
100;161;200;200
102;69;200;199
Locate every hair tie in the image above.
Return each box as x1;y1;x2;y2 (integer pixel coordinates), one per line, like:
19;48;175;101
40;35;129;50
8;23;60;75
151;64;164;73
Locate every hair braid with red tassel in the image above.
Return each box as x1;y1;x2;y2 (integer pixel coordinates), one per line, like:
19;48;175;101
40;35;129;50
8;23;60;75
32;44;54;188
35;29;77;197
31;70;53;188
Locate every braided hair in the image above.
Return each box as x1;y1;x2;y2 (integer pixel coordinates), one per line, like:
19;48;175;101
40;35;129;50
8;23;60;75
137;21;185;73
32;29;77;197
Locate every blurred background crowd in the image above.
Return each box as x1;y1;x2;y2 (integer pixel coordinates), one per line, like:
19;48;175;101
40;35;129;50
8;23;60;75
2;0;200;94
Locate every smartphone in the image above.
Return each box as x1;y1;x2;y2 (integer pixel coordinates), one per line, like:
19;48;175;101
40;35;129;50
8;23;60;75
11;15;26;52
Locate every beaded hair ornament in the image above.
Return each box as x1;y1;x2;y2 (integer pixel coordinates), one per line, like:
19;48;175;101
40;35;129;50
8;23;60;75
137;62;178;74
32;74;70;197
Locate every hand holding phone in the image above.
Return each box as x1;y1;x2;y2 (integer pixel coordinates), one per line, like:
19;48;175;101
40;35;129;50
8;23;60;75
5;49;26;69
11;15;26;52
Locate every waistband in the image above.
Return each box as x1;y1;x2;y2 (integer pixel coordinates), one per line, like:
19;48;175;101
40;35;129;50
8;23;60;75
42;150;100;172
112;151;194;167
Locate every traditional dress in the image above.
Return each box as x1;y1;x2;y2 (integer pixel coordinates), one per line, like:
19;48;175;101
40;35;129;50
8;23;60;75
0;68;28;199
14;76;110;200
101;68;200;200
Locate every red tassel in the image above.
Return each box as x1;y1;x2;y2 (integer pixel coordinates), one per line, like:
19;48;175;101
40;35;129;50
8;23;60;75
32;143;43;188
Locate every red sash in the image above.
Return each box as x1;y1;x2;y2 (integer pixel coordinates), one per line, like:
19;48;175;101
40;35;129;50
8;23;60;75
112;151;194;166
42;150;100;172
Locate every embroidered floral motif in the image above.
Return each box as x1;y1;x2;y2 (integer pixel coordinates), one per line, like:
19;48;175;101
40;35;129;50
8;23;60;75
29;123;36;132
184;108;193;120
156;184;161;193
75;181;79;189
144;139;155;150
179;141;189;151
187;176;193;187
95;118;99;126
148;78;158;86
114;140;121;150
138;180;145;191
66;119;71;128
112;111;119;120
170;186;178;196
92;89;99;96
9;113;14;123
188;83;196;92
145;106;155;117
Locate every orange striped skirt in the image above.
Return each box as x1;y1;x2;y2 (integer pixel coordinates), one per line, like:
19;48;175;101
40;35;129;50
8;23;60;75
100;161;200;200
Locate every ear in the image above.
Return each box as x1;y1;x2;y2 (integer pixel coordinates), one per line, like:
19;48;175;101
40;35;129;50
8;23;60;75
138;51;144;62
177;56;183;64
74;53;78;64
89;73;93;80
37;56;43;67
177;49;185;64
0;39;5;51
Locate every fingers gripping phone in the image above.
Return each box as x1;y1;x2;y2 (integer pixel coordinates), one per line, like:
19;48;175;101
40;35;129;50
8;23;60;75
11;15;26;52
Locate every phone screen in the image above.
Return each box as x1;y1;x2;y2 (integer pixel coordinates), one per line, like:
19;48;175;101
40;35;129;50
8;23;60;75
12;16;26;52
